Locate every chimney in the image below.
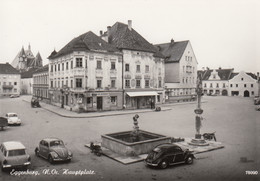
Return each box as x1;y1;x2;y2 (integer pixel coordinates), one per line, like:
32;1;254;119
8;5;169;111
107;26;112;43
257;72;259;82
100;30;103;36
128;20;132;30
28;43;31;50
171;39;174;44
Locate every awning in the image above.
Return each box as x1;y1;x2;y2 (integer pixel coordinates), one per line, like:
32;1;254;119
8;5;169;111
126;91;159;97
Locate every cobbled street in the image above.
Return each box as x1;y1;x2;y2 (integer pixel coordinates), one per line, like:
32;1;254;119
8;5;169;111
0;96;259;181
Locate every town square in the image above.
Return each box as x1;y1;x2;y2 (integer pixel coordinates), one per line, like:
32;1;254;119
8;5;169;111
0;0;259;181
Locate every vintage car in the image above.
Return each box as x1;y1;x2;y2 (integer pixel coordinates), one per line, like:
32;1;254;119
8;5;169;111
254;96;260;105
35;138;73;163
0;117;8;130
10;94;20;98
256;105;260;111
0;141;31;171
5;113;21;126
31;97;41;108
144;143;195;169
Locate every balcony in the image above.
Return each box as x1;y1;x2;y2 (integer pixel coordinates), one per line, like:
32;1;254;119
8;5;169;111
2;85;13;89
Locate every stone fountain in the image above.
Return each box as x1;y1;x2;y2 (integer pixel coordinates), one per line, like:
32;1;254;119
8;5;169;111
101;114;171;156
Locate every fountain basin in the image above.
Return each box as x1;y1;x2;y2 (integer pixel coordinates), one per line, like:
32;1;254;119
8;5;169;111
101;130;171;156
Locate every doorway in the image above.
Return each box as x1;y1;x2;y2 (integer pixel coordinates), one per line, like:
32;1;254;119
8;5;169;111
97;97;103;110
244;90;249;97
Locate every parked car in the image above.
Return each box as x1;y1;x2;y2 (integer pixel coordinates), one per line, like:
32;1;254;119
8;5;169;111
35;138;73;163
10;94;20;98
5;113;21;126
256;105;260;111
31;97;41;108
254;96;260;105
0;141;31;171
144;143;195;169
0;117;8;130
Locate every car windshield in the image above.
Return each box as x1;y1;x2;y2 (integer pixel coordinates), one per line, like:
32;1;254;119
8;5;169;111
147;149;161;160
50;140;64;147
8;149;26;156
9;114;17;117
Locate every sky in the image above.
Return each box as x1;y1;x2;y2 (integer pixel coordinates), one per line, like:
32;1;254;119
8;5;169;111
0;0;259;73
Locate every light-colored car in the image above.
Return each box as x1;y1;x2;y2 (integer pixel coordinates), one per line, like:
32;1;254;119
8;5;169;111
5;113;21;125
35;138;73;163
0;141;31;171
10;94;20;98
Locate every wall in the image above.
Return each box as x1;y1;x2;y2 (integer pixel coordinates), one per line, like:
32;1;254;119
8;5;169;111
0;74;21;96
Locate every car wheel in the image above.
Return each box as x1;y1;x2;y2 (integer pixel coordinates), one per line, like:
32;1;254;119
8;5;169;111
35;148;39;157
48;155;54;164
186;156;193;164
159;160;168;169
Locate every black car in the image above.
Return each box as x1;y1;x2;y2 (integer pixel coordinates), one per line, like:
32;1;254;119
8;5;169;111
31;98;41;108
145;143;195;169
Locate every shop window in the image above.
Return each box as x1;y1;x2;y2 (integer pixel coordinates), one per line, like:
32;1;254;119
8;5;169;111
111;96;117;105
125;79;130;88
111;62;116;70
145;80;149;88
136;79;141;88
76;79;82;88
125;64;130;72
87;97;92;104
97;80;102;88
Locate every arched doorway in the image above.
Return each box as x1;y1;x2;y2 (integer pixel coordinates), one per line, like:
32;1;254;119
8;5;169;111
222;89;228;96
244;90;249;97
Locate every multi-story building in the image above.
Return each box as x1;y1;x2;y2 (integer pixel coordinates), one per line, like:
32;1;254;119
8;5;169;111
33;65;49;102
156;40;197;102
20;68;38;95
48;31;123;112
11;44;43;72
228;71;259;97
199;68;234;96
0;63;21;96
101;20;165;109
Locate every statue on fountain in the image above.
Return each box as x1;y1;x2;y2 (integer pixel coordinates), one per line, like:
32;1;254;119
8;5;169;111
131;114;140;141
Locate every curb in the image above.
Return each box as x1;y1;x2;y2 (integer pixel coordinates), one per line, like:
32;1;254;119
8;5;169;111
23;99;172;118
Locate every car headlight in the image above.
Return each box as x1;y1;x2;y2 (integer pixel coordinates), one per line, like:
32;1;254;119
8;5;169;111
68;151;73;157
53;152;58;158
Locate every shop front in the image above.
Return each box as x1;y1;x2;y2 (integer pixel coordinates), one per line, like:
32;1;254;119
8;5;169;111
125;91;159;109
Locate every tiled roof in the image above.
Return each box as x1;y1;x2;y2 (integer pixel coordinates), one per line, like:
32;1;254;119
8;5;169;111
21;68;39;78
33;64;48;74
50;31;120;59
106;22;163;57
48;50;57;59
155;41;189;62
200;68;234;80
0;63;20;74
246;72;258;80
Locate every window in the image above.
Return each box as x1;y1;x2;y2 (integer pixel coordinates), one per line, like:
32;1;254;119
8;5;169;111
125;64;130;72
66;62;69;70
223;83;225;88
97;80;102;88
136;79;141;88
111;96;117;105
125;79;130;88
158;80;162;88
216;83;219;88
97;61;102;69
111;62;116;70
241;78;244;81
251;84;253;88
204;83;207;88
236;84;238;87
213;75;216;79
145;80;149;88
111;80;116;88
244;84;246;88
136;65;140;72
71;80;73;88
76;58;83;67
51;65;53;72
145;65;149;72
76;79;82;88
210;83;213;88
157;95;160;102
230;84;233;87
14;82;17;85
87;97;92;104
58;64;60;71
62;63;64;70
71;61;73;69
252;91;254;96
51;81;53;88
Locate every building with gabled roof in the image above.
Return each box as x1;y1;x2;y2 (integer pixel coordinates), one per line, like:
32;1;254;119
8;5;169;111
101;20;165;109
48;31;123;112
199;68;234;96
11;44;43;72
0;63;21;96
155;40;197;103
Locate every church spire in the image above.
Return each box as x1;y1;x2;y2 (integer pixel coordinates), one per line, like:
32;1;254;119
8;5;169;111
28;43;31;51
